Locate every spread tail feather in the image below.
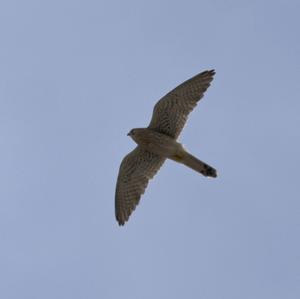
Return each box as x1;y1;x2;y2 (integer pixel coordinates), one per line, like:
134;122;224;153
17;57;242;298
180;152;217;178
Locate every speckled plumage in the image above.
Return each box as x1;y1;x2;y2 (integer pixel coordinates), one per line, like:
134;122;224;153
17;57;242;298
115;70;217;225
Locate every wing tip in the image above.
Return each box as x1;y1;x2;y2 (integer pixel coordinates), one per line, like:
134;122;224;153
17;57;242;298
204;69;216;77
116;215;126;226
115;211;128;226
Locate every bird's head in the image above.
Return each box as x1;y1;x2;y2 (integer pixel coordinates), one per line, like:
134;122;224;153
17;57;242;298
127;128;136;137
127;128;145;144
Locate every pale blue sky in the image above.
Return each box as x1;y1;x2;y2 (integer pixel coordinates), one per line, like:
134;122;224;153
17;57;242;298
0;1;299;298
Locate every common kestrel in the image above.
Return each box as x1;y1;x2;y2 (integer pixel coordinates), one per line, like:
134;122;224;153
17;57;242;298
115;70;217;225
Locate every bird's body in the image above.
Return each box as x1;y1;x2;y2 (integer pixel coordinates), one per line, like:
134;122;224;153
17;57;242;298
115;69;217;225
129;128;182;158
128;127;216;177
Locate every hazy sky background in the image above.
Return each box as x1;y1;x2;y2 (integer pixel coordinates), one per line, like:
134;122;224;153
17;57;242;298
0;1;299;298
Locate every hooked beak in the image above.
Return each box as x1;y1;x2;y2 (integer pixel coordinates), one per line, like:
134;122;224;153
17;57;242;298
127;132;131;136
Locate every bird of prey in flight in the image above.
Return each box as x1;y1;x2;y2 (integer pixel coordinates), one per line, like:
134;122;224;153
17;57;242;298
115;70;217;225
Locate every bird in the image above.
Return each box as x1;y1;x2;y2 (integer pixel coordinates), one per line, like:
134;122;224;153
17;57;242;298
115;69;217;225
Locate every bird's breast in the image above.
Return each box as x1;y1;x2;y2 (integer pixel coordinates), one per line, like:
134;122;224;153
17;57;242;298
134;129;181;158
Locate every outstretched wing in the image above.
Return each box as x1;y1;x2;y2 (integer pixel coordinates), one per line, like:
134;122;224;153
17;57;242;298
148;70;215;139
115;146;166;225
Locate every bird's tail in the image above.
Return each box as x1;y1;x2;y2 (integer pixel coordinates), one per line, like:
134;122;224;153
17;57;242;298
179;151;217;178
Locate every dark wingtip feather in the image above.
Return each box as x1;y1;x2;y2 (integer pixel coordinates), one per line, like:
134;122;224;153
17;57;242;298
117;217;126;226
115;211;126;226
204;69;216;77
